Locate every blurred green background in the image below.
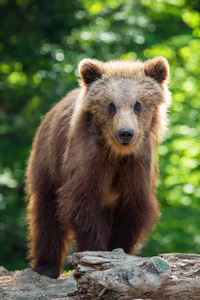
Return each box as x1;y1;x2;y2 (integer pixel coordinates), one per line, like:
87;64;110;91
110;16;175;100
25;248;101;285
1;0;200;271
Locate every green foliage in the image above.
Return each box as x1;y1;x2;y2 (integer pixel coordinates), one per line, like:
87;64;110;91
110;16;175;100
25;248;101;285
1;0;200;270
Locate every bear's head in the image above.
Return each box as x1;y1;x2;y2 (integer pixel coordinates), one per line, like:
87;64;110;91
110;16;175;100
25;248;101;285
79;57;170;156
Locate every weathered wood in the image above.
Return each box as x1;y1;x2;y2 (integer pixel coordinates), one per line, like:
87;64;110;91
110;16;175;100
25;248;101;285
1;252;200;299
68;250;200;299
0;269;77;300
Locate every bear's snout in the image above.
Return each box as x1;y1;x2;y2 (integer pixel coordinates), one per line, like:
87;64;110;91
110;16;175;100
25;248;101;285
116;128;135;145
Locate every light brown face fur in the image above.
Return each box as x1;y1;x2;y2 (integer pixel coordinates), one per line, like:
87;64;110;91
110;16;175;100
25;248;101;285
79;57;170;156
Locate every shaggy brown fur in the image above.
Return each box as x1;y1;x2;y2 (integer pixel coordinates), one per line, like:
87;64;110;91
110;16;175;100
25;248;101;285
26;57;170;278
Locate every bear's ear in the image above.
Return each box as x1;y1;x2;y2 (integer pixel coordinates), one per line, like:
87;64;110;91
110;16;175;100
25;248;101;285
79;59;103;85
144;57;169;84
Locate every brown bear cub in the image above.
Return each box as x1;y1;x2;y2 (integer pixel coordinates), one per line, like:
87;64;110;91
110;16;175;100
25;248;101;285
26;57;170;278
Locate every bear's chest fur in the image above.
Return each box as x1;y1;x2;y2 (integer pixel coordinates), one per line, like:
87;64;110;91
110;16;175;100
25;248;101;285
101;187;120;208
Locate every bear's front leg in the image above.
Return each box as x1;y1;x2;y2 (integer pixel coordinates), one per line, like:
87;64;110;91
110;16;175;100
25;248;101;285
72;204;109;252
58;180;111;252
108;161;160;254
27;189;67;279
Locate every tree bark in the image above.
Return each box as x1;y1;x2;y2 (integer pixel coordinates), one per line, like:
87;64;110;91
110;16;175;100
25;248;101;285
68;250;200;299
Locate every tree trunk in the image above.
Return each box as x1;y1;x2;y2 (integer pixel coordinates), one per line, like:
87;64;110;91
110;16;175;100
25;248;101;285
68;250;200;299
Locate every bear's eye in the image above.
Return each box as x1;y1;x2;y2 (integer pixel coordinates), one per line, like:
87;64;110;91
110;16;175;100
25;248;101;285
134;101;141;114
108;103;116;115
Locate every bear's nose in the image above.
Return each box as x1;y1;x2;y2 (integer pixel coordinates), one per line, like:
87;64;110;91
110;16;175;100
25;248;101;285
118;128;134;143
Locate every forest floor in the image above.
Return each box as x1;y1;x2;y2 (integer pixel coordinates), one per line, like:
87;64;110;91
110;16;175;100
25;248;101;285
0;267;78;300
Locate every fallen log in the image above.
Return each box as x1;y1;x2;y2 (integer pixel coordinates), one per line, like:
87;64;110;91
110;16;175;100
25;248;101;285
1;251;200;299
68;249;200;299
